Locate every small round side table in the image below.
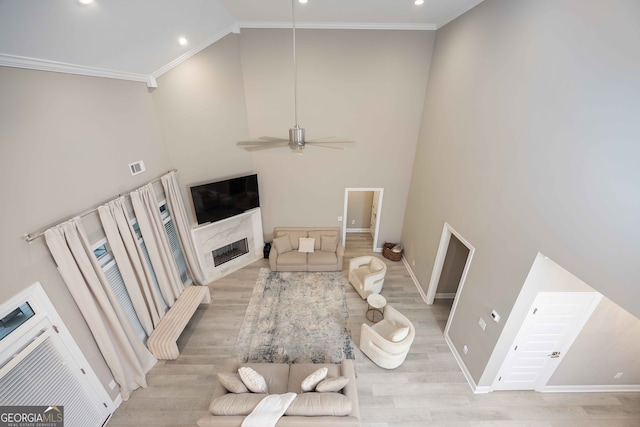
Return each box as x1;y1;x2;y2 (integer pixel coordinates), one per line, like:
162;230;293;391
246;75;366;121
366;294;387;323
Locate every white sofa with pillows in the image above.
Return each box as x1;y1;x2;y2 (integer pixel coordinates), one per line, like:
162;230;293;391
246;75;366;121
269;227;344;272
197;358;360;427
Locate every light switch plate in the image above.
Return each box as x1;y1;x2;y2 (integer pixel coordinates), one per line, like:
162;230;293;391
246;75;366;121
478;317;486;330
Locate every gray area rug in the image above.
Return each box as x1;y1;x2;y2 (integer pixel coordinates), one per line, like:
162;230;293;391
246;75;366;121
234;268;355;364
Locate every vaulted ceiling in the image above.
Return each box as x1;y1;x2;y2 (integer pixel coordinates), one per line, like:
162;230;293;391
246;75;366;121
0;0;483;86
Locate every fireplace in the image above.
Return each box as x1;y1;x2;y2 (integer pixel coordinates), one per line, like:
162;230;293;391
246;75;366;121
213;238;249;267
192;208;264;282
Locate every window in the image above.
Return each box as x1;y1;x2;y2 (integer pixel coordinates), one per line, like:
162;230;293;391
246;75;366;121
0;282;113;426
131;221;168;313
93;241;147;341
0;303;35;341
159;202;191;285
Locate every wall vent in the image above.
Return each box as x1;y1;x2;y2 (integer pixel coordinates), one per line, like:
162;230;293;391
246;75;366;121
128;160;146;176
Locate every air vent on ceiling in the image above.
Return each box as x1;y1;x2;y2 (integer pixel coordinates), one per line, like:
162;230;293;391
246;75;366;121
128;160;146;176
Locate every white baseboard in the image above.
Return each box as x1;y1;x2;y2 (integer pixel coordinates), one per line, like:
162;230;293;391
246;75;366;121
401;256;428;303
444;333;490;393
346;228;371;233
113;393;123;408
540;384;640;393
435;293;456;299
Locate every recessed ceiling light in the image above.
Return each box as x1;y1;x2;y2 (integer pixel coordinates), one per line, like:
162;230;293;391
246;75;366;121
77;0;94;5
415;0;424;5
299;0;308;4
178;37;188;46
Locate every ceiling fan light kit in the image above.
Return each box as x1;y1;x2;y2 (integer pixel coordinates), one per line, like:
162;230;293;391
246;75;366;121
237;0;353;154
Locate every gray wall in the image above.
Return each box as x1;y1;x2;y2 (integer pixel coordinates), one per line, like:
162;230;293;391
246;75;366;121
437;235;468;295
152;29;435;243
402;0;640;385
151;34;253;203
0;67;171;398
347;191;373;230
239;29;434;242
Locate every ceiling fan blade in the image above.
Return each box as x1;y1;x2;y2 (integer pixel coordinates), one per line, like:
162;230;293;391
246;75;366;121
306;136;354;143
244;142;290;152
258;136;289;142
305;142;348;150
237;140;288;146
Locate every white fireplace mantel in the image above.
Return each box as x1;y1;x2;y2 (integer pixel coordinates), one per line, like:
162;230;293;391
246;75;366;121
191;208;264;282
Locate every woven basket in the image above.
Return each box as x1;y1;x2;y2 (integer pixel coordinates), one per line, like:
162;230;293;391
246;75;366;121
382;242;402;261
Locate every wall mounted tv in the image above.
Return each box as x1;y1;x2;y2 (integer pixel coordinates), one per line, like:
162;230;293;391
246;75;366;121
190;174;260;225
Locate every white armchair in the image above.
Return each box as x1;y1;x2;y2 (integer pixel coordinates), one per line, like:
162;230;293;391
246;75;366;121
348;256;387;299
360;305;415;369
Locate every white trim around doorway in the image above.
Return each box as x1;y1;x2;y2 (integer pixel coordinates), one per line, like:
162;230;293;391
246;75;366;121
425;222;475;306
342;188;384;252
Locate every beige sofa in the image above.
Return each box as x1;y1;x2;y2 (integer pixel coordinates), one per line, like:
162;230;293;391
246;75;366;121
269;227;344;272
197;359;360;427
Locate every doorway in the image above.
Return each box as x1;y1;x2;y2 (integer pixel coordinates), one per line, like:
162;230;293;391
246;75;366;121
425;223;474;305
342;188;383;252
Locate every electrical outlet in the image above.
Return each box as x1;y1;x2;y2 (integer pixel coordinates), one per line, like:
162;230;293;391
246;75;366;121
463;345;468;354
412;260;415;266
351;219;355;225
478;317;486;330
109;379;117;390
337;216;343;221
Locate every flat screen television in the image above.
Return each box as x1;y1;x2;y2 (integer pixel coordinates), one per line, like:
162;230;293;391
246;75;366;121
190;174;260;225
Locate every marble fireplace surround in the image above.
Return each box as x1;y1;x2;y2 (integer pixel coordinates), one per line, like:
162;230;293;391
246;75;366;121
191;208;264;282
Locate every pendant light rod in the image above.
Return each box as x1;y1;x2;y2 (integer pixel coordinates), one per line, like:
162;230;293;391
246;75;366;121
292;0;299;127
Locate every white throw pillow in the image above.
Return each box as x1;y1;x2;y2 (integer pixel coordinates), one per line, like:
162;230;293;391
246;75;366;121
298;237;315;253
238;367;268;393
301;367;328;392
390;326;410;342
315;376;350;393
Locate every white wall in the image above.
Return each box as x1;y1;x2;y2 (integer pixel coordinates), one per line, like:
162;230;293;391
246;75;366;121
402;0;640;384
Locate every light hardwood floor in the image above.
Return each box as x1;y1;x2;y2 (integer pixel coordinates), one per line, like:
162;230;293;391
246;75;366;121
108;233;640;426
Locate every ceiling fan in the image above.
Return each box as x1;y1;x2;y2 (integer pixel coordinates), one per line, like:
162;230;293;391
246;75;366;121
237;0;353;154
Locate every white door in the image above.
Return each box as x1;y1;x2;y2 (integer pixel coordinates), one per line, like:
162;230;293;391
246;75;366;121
493;291;602;391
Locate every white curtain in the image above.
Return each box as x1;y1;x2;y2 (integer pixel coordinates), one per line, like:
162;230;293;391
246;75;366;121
130;184;184;306
97;198;165;334
44;218;156;401
161;171;206;285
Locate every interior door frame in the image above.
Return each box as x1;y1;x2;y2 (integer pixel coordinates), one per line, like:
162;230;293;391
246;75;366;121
426;222;475;306
342;188;384;252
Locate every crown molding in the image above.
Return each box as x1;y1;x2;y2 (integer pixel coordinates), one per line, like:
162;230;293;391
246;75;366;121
150;23;241;82
238;21;436;31
0;53;150;84
0;23;241;89
436;0;485;29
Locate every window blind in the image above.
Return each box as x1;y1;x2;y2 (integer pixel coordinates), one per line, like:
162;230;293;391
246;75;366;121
163;218;189;285
103;262;147;341
0;333;109;427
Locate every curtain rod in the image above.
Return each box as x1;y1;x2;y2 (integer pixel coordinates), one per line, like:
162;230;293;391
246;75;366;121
24;169;178;242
